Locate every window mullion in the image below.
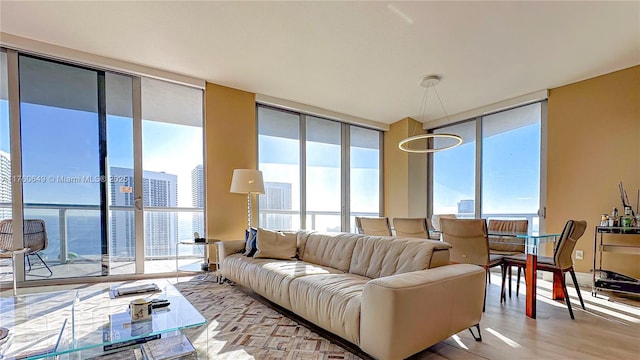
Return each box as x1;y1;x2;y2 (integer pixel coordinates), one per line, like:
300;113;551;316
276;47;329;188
300;114;307;230
341;124;350;232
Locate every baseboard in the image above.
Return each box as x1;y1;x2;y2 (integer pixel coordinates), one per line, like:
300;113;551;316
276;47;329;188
490;267;592;289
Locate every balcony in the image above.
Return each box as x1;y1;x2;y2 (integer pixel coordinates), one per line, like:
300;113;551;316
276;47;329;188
0;202;205;280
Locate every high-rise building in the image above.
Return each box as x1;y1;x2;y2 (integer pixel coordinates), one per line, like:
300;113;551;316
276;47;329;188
0;151;11;220
260;182;292;230
191;165;204;235
110;167;178;258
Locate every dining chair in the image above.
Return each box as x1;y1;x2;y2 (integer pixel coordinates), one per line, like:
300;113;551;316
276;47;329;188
0;219;52;277
393;217;430;238
354;216;364;234
431;214;456;231
502;219;587;319
487;219;528;298
356;217;392;236
440;218;505;311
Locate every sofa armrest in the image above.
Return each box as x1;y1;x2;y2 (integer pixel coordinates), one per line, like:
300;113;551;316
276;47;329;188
360;264;485;360
217;240;245;264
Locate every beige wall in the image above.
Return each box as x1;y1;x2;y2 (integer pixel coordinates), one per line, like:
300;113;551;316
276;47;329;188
204;83;256;248
201;66;639;278
547;65;640;277
384;117;427;219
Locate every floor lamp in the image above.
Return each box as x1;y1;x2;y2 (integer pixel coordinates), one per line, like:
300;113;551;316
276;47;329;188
230;169;265;228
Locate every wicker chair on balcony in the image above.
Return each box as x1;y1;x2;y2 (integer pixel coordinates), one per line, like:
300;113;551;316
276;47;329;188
0;219;52;277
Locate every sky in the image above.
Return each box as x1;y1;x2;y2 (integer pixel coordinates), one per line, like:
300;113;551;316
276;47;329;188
433;121;540;215
1;101;203;207
259;133;381;232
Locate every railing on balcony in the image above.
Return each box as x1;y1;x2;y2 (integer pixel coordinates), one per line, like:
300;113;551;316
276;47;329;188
0;202;204;265
1;203;538;265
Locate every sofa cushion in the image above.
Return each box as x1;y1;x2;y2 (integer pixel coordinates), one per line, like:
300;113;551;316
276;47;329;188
289;273;368;345
350;237;452;279
296;231;314;260
222;254;344;308
254;228;297;260
300;232;359;272
243;227;258;257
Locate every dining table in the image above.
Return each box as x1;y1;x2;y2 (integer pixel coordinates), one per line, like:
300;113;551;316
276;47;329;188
488;230;560;319
432;229;560;319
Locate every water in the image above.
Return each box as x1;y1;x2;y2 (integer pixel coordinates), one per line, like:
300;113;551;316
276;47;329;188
24;213;199;261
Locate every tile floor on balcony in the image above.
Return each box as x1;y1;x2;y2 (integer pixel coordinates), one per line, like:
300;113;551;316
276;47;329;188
0;257;207;284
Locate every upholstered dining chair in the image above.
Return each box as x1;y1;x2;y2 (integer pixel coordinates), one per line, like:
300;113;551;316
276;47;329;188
393;218;430;238
431;214;456;231
487;219;528;297
502;220;587;319
356;216;392;236
440;218;505;311
0;219;52;277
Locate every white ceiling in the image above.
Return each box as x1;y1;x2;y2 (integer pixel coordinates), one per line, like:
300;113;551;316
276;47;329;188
1;1;639;125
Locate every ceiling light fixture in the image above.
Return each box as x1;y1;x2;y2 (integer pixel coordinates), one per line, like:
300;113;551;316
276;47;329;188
398;75;463;153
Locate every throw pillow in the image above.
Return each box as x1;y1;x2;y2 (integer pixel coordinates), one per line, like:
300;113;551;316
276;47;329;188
243;227;258;257
253;228;297;260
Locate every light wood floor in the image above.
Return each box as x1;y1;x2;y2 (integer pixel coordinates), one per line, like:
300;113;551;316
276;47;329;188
407;272;640;360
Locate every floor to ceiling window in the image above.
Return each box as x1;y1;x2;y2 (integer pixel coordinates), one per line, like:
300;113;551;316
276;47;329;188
106;72;135;275
140;78;204;274
481;103;541;229
349;125;381;232
257;106;301;230
0;50;10;224
432;121;476;218
0;48;205;282
19;55;105;279
429;102;543;230
306;116;342;232
258;105;382;232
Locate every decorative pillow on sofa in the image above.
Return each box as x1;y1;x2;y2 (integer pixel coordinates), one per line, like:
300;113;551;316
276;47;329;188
243;227;258;257
253;228;297;260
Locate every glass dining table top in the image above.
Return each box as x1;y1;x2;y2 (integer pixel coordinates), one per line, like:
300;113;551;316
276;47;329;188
430;229;561;254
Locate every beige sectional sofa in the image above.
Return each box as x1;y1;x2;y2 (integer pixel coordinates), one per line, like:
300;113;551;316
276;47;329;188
217;230;485;360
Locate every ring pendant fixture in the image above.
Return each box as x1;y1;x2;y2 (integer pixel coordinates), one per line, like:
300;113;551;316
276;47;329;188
398;75;463;153
398;133;463;153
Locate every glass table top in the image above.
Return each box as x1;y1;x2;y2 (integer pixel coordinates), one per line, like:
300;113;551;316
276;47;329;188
0;282;206;359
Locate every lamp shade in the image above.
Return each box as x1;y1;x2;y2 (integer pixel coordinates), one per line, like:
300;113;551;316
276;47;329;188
230;169;265;194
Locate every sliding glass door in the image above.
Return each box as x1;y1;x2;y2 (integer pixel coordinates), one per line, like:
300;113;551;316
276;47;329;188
1;50;205;283
106;73;136;275
19;56;107;278
141;78;204;274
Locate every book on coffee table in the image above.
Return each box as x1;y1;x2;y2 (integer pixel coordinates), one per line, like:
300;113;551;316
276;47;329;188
103;312;159;352
140;334;196;360
109;283;160;298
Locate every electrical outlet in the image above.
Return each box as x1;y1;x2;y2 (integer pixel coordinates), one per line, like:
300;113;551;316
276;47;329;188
575;250;584;260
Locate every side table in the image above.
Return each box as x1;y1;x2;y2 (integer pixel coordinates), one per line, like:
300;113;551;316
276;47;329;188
0;247;30;296
176;239;221;282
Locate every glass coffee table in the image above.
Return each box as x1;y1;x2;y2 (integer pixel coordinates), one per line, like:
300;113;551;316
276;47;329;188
0;282;207;359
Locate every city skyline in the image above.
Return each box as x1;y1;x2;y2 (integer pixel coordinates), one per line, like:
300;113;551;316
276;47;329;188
110;166;178;258
191;165;204;235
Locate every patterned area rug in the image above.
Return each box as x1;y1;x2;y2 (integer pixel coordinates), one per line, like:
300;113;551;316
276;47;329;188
176;279;365;360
